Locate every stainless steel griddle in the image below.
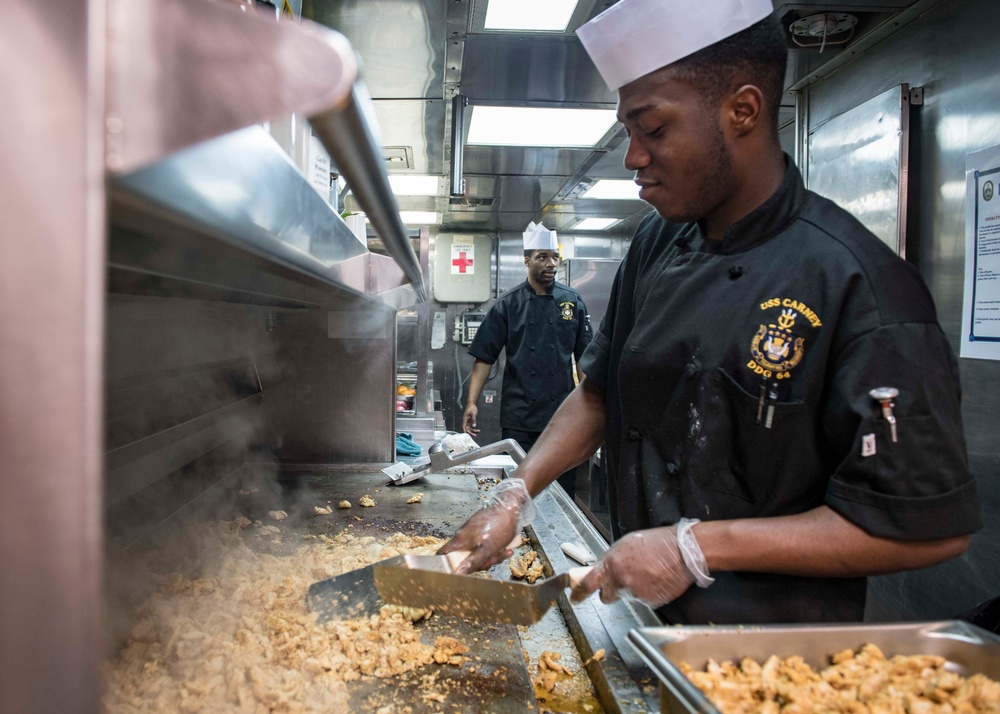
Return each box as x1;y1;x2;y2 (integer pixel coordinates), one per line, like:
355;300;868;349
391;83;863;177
249;466;659;713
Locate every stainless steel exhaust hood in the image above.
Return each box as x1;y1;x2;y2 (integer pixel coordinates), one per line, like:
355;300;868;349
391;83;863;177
106;0;426;303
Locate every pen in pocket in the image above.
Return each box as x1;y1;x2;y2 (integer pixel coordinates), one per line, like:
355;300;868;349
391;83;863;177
764;381;779;429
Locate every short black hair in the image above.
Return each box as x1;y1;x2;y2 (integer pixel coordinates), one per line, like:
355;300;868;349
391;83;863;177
668;15;788;122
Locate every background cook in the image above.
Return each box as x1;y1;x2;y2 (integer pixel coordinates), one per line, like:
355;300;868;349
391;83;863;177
462;223;592;498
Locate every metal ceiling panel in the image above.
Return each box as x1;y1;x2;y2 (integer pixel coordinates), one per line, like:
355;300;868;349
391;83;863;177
495;175;566;213
551;211;650;237
463;146;595;178
371;99;446;175
586;144;634;179
303;0;446;100
461;35;614;104
441;175;570;232
545;197;650;229
461;175;500;197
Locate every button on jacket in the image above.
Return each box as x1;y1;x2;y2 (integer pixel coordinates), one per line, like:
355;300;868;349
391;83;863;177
469;281;592;432
579;158;980;625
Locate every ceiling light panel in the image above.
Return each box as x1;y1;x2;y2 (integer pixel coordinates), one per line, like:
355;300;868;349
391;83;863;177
387;175;439;196
575;217;620;230
581;179;642;200
399;211;439;225
467;106;618;148
484;0;581;32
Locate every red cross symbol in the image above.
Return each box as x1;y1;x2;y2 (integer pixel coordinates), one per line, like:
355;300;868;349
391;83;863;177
452;251;474;273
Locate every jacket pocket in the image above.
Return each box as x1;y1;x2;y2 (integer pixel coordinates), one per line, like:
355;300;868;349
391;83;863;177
686;368;809;507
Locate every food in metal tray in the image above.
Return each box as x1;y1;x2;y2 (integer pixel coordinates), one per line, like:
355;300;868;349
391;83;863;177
681;643;1000;713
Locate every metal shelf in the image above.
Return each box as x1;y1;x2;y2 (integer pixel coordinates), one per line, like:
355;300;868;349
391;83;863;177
109;126;412;309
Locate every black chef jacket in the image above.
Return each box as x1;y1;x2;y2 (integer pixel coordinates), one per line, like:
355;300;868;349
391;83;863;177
578;157;980;625
469;281;592;432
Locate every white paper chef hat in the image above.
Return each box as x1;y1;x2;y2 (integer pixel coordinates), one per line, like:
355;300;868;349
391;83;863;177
577;0;775;91
522;221;559;251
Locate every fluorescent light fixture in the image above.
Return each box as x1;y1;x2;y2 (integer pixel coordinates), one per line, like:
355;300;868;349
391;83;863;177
484;0;580;32
468;106;617;147
387;174;439;196
575;217;621;231
399;211;439;225
582;179;642;200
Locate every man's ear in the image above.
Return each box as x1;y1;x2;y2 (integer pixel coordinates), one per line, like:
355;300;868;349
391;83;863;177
725;84;765;137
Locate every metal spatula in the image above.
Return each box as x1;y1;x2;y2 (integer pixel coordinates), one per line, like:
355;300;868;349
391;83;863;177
381;438;526;485
307;536;523;623
308;554;407;623
373;551;591;625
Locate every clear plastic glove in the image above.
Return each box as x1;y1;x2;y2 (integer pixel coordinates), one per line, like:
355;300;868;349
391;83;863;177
462;404;480;437
569;518;713;608
437;478;535;574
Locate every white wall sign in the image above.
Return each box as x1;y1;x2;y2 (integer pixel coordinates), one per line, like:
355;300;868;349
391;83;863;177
307;133;332;200
962;144;1000;360
451;242;476;275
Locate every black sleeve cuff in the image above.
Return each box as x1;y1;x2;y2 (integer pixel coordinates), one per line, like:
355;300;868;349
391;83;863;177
578;330;611;391
466;346;495;364
826;478;981;540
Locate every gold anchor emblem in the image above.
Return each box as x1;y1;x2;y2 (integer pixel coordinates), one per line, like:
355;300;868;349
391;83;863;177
777;308;796;330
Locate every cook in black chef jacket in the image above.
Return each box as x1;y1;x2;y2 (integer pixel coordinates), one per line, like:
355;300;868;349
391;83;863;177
463;222;592;498
438;0;981;624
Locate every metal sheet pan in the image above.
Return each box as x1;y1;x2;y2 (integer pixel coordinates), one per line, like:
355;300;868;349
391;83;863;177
628;620;1000;714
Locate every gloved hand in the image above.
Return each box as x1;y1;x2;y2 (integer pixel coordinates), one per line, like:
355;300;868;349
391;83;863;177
437;478;536;574
462;404;480;437
569;518;714;608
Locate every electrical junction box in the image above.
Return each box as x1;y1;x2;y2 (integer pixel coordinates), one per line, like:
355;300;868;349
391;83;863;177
432;234;491;303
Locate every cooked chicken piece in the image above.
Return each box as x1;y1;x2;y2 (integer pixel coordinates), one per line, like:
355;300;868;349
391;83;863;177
268;510;288;521
381;604;432;622
359;495;376;507
535;670;558;692
583;649;605;666
337;500;351;509
406;493;424;504
539;651;571;674
432;636;468;665
313;506;333;515
510;550;544;583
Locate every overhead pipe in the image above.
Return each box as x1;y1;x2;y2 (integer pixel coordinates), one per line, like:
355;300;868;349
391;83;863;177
450;94;468;198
